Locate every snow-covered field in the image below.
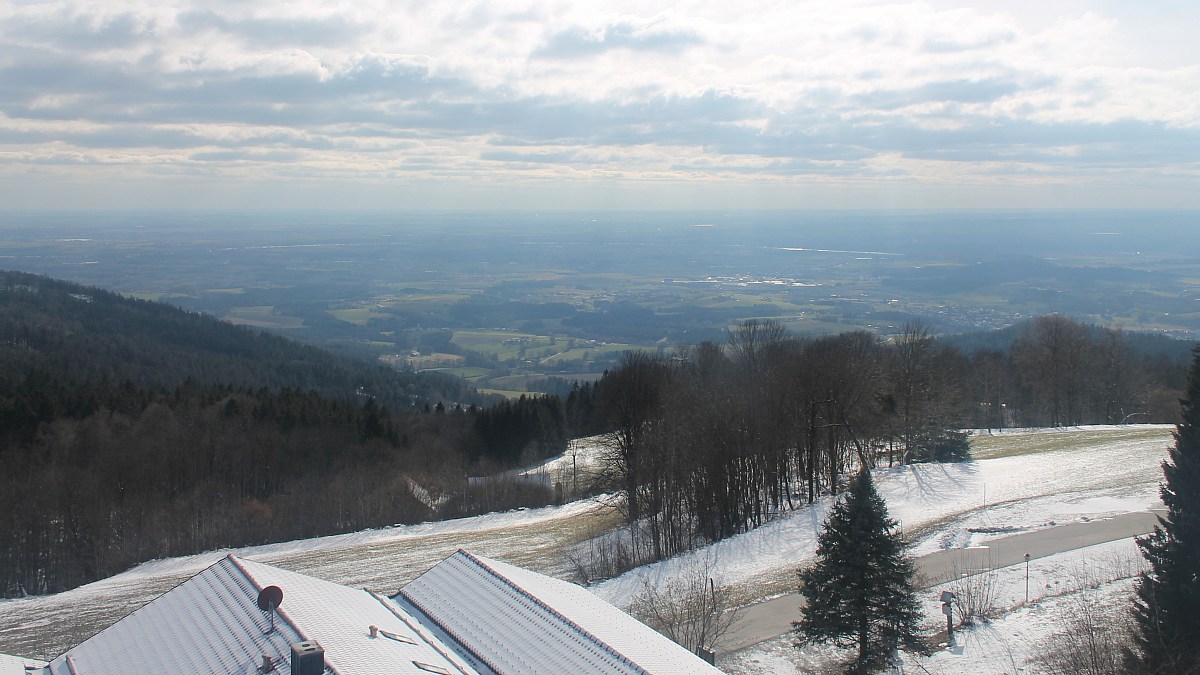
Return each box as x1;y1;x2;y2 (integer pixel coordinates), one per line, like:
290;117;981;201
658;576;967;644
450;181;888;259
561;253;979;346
592;425;1170;610
703;424;1172;673
0;425;1174;671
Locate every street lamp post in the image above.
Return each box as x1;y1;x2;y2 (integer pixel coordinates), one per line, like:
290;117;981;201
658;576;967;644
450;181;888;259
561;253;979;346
1024;553;1031;604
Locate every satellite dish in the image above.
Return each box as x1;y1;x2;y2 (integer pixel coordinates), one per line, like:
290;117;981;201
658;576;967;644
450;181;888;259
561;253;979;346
258;585;284;635
257;585;284;611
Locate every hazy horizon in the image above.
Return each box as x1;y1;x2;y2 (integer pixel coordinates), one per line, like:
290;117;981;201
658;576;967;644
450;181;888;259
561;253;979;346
4;209;1198;340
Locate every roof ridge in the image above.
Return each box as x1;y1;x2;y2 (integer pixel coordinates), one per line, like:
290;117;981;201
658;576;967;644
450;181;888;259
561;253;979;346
45;555;241;665
458;550;649;675
225;553;342;675
367;590;478;675
398;581;504;674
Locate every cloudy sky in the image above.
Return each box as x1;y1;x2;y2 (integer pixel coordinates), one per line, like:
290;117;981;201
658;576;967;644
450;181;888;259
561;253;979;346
1;0;1197;210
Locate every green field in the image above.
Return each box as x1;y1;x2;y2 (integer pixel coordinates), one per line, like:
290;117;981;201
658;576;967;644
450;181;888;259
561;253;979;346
328;307;390;325
451;330;560;361
540;342;637;364
437;367;491;380
477;387;534;399
224;306;305;329
125;291;196;301
452;328;642;368
968;425;1172;460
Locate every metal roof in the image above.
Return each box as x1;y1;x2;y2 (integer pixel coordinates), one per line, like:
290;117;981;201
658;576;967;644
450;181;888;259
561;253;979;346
39;556;474;675
0;652;44;675
30;551;723;674
42;555;305;675
234;557;476;675
398;550;724;675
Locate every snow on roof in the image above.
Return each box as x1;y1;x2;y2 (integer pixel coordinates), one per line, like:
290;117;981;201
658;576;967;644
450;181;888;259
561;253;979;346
233;557;476;675
397;550;723;675
42;555;305;674
27;550;721;675
39;555;475;675
0;652;44;675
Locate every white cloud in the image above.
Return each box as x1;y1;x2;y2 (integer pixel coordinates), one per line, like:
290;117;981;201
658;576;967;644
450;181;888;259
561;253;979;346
0;0;1197;208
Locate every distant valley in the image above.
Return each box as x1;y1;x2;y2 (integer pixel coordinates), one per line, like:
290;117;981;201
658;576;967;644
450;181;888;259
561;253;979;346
2;209;1196;396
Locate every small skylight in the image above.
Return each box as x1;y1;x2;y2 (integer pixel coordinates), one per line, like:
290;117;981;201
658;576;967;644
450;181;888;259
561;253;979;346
412;662;452;675
380;628;416;645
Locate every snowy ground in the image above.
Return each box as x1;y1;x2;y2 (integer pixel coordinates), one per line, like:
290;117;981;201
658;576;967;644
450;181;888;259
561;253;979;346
0;496;621;660
518;434;611;490
723;537;1144;674
0;425;1174;668
591;425;1169;610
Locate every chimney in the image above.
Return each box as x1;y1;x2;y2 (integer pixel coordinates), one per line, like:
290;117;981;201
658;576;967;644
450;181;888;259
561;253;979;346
290;640;325;675
260;654;275;672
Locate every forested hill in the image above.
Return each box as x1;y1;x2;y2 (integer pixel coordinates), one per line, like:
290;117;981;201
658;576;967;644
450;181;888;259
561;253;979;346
0;270;481;410
939;320;1195;366
1;271;544;597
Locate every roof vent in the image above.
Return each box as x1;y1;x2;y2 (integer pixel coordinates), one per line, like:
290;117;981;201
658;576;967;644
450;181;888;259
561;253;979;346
290;640;325;675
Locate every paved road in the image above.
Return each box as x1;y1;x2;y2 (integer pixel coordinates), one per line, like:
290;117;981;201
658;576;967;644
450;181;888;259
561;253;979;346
717;510;1162;654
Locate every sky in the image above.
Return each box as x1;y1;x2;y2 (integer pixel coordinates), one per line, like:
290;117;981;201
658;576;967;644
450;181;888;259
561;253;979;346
1;1;1198;210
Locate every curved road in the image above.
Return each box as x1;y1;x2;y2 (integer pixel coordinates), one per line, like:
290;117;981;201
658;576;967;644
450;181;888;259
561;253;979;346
717;510;1162;654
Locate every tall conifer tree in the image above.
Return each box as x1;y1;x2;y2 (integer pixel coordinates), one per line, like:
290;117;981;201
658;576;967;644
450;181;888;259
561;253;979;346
1127;346;1200;674
794;470;924;673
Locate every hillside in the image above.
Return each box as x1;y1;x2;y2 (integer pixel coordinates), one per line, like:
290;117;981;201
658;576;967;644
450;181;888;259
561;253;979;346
939;318;1195;368
0;270;483;411
0;270;534;597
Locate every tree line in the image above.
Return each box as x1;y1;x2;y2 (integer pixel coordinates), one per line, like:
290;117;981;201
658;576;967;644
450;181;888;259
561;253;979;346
587;317;1187;570
961;314;1187;429
0;273;600;596
0;367;601;596
0;378;473;595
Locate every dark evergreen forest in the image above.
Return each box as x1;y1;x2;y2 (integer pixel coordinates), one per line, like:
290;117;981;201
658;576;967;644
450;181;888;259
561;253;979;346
0;272;582;595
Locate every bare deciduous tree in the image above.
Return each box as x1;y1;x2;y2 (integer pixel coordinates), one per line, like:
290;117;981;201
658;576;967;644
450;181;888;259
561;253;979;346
629;558;742;656
946;550;1002;626
1013;315;1090;427
1031;591;1134;675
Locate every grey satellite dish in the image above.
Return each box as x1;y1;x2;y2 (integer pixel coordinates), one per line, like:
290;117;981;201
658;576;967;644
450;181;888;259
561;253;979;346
258;585;284;633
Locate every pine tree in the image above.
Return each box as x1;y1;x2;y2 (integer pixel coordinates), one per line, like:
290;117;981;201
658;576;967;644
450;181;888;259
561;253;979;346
1127;346;1200;674
794;470;924;673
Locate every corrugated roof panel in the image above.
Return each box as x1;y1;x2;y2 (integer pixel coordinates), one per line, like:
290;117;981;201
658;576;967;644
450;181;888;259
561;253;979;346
232;558;477;675
40;555;478;675
401;550;720;675
0;652;44;675
471;555;723;675
33;549;721;675
43;555;301;675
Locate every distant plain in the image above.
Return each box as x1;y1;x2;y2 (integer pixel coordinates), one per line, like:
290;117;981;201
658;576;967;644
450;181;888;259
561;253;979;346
3;209;1196;393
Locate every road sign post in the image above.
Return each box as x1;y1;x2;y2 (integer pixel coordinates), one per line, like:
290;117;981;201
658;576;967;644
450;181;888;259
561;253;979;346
1024;553;1031;604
